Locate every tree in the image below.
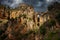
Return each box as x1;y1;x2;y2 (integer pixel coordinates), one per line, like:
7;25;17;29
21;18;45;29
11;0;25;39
48;2;60;27
46;20;56;29
40;25;46;35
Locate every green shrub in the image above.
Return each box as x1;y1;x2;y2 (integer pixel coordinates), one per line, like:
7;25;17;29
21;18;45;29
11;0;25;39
0;21;2;23
40;26;46;35
44;31;58;40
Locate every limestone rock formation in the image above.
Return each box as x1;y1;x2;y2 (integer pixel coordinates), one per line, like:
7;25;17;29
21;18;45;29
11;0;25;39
0;3;50;40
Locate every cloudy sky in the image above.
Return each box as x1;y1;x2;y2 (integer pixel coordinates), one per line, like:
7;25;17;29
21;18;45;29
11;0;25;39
0;0;60;12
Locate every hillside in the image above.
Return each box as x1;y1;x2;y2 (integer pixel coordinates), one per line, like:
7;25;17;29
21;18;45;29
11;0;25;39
0;2;60;40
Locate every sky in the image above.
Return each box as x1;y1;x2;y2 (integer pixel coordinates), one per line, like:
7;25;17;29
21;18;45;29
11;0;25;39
0;0;60;12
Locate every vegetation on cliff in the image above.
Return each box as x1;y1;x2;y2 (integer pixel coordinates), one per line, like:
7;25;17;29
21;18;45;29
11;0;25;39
0;2;60;40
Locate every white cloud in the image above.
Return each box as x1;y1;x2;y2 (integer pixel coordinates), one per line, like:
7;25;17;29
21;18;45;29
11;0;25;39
46;0;56;2
15;0;23;3
10;0;24;8
1;0;24;8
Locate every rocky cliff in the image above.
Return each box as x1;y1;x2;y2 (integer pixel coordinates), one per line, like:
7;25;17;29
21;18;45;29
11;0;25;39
0;4;50;40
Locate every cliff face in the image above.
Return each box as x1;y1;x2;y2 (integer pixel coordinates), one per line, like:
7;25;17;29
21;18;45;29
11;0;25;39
9;4;36;31
0;4;50;40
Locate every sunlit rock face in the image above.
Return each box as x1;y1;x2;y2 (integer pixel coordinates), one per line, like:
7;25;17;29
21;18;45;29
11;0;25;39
0;3;50;32
10;4;34;19
40;12;50;25
9;4;36;32
10;4;48;31
0;3;51;40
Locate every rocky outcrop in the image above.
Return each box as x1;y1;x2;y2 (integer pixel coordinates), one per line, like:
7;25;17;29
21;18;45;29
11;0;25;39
0;4;50;40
